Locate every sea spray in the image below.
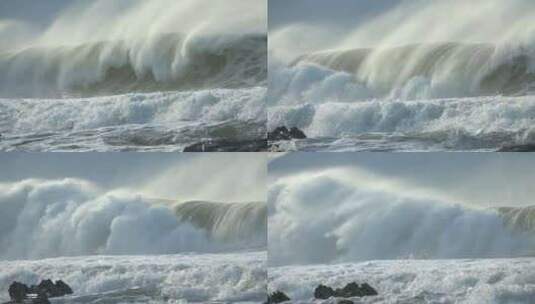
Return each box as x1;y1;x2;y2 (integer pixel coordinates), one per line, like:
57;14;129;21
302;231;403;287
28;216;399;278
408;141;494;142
268;169;535;266
0;179;266;259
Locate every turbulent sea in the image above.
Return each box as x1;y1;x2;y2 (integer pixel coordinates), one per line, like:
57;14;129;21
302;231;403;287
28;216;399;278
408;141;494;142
0;178;267;303
268;168;535;303
0;0;267;151
269;258;535;304
269;40;535;152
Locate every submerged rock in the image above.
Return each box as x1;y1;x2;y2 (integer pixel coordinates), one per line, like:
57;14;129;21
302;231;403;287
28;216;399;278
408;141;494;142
314;284;336;299
6;280;72;304
314;282;378;300
8;282;29;302
183;139;267;152
268;126;306;141
266;290;291;303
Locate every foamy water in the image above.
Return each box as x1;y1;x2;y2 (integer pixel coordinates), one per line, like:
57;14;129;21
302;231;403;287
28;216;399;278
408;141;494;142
0;252;266;303
269;258;535;304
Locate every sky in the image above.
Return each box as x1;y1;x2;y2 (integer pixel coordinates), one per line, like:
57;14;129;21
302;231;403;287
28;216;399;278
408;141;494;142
0;0;84;26
269;153;535;207
269;0;402;31
0;153;266;203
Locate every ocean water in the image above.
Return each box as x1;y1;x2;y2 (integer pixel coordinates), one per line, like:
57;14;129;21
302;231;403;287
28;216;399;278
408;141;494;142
0;178;267;303
0;87;266;151
269;258;535;304
0;0;267;151
268;0;535;151
0;252;267;304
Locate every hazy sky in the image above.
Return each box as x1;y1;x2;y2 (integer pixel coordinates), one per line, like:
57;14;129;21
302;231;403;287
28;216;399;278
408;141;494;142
269;0;401;30
0;153;266;203
270;153;535;207
0;0;84;26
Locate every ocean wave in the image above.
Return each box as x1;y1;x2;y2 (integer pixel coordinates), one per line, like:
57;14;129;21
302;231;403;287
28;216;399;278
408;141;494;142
0;33;266;98
0;252;266;303
268;95;535;151
0;179;266;260
269;169;535;266
0;87;266;151
292;43;535;99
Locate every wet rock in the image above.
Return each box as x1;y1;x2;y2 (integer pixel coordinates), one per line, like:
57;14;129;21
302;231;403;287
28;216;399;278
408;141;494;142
6;280;73;304
359;282;378;296
314;284;335;299
337;300;354;304
8;282;29;302
54;280;73;296
314;282;378;300
183;139;267;152
266;290;291;303
268;126;306;141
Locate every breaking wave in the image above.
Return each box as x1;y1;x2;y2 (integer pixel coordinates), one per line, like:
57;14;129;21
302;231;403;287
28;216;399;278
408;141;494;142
293;43;535;99
269;169;535;266
0;33;266;98
0;179;266;260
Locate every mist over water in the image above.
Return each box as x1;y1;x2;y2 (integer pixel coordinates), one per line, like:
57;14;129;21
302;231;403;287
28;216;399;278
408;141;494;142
0;0;267;98
269;0;535;151
0;179;266;260
268;169;535;266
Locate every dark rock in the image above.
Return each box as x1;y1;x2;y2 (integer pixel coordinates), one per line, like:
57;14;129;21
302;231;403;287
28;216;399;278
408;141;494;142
266;290;290;303
54;280;73;296
289;127;306;139
314;282;378;300
8;281;29;302
337;282;361;297
359;282;378;296
314;284;335;299
33;279;73;298
268;126;306;141
183;139;267;152
337;300;354;304
7;279;73;303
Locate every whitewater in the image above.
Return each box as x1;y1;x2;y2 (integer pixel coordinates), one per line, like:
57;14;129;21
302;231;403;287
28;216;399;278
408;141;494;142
268;0;535;151
268;168;535;303
0;0;267;151
0;178;267;302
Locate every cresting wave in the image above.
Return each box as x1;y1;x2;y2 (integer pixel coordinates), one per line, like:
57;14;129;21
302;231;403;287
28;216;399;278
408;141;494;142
0;179;266;260
0;33;267;98
268;94;535;151
268;169;535;266
174;200;267;245
293;42;535;99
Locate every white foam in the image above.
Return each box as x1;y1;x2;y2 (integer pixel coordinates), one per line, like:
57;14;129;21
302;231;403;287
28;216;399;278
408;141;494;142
0;179;263;260
269;258;535;304
0;251;266;303
268;169;535;266
0;87;265;134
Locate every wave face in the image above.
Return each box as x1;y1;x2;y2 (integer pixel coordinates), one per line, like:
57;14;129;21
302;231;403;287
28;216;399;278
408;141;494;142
175;200;267;246
294;43;535;98
0;33;266;98
269;169;535;266
0;179;266;260
0;252;266;303
498;206;535;232
0;0;266;98
268;55;535;151
267;0;535;151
